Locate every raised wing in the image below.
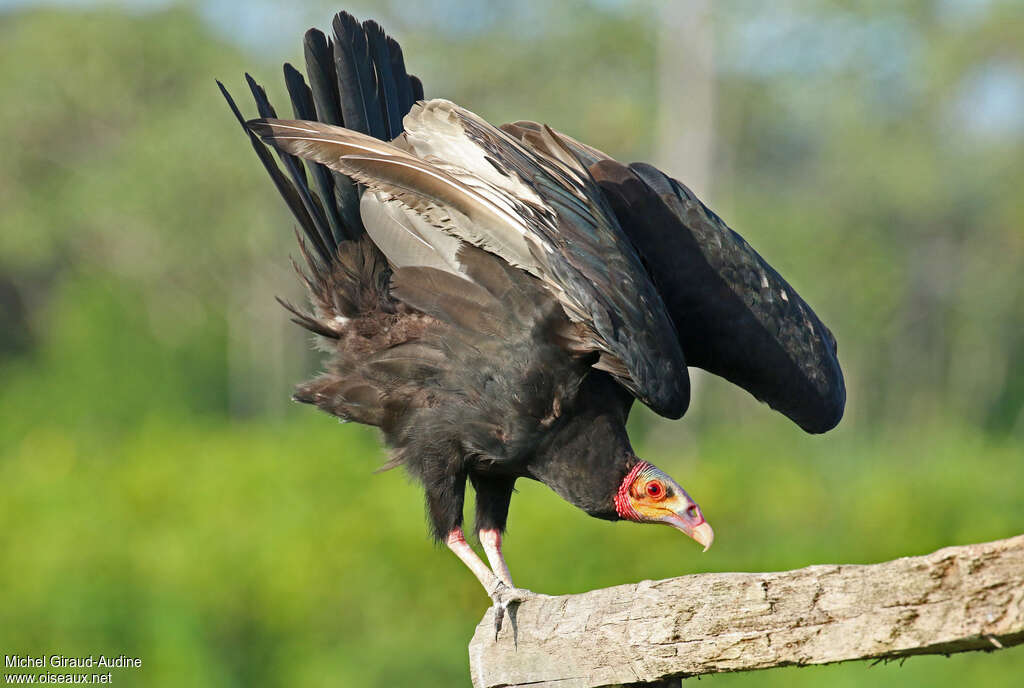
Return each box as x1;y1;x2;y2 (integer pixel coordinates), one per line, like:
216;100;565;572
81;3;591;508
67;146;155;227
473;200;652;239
217;11;430;266
248;101;690;419
588;159;845;433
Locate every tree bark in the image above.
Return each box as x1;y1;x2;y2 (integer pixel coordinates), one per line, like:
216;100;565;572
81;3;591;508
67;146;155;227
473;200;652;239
468;534;1024;688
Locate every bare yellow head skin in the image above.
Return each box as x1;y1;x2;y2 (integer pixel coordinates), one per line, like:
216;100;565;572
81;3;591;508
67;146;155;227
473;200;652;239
615;461;714;551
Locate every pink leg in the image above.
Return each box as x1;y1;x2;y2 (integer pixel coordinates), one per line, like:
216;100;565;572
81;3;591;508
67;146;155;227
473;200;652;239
478;528;514;587
448;527;529;639
446;528;499;594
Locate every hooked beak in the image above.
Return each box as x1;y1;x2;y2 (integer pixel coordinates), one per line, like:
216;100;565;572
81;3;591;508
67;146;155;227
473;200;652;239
663;503;714;552
691;521;715;552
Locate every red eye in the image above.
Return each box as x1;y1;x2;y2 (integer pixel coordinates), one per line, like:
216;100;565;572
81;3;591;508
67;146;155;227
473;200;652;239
645;481;664;499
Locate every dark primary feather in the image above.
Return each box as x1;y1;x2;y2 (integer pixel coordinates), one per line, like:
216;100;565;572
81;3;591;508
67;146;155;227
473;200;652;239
283;63;349;244
217;79;331;266
363;19;403;139
332;11;385;140
387;36;415;115
245;73;337;258
591;159;845;433
410;75;424;103
302;27;364;236
302;29;344;126
220;10;427;253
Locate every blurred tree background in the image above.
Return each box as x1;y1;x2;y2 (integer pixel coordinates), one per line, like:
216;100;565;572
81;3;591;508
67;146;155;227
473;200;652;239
0;0;1021;686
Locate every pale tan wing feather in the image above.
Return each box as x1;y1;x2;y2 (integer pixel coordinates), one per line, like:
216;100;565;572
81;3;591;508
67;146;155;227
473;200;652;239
248;118;541;274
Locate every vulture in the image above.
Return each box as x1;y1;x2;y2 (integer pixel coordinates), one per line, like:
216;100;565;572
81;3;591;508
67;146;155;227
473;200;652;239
219;10;845;628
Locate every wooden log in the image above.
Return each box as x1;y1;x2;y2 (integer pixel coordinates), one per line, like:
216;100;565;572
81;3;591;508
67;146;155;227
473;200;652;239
468;534;1024;688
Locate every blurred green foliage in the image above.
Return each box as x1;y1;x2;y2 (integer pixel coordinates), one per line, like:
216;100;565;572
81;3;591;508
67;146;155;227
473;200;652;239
0;1;1021;686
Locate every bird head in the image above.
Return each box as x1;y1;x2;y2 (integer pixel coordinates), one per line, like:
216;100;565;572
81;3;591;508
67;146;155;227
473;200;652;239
614;460;714;551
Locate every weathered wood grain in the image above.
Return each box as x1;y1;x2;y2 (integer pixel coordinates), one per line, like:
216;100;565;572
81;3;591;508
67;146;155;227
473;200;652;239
469;534;1024;688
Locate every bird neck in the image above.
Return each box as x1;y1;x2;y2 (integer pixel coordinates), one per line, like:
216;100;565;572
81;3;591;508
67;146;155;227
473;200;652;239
527;373;638;520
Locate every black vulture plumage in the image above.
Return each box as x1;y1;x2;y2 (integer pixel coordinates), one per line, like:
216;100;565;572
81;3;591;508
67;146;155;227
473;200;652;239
219;11;845;625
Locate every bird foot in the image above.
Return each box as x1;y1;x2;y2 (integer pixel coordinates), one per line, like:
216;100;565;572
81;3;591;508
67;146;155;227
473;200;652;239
489;581;532;641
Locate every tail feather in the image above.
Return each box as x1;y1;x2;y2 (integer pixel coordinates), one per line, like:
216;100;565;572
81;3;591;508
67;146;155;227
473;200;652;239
302;29;343;126
363;20;403;139
283;63;350;245
301;28;364;236
245;73;337;259
386;36;415;116
222;10;425;257
410;75;424;103
217;79;332;266
332;11;385;140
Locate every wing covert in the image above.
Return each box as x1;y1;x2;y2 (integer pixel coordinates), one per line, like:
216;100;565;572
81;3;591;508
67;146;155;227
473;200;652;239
249;102;691;418
424;105;689;419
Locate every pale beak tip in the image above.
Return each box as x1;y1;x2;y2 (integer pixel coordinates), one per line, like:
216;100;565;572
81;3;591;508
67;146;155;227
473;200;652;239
693;522;715;552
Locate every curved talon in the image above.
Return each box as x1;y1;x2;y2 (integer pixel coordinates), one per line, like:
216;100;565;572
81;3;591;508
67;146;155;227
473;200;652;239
490;583;531;640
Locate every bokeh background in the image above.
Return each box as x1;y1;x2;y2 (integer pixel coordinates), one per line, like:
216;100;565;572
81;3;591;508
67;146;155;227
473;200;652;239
1;0;1022;685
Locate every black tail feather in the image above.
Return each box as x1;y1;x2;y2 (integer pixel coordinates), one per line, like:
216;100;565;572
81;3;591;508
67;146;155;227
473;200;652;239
244;73;304;186
217;79;331;267
386;36;414;117
363;20;403;139
283;63;351;245
302;29;343;126
221;11;425;268
332;11;385;139
245;73;337;259
303;28;365;237
410;75;424;103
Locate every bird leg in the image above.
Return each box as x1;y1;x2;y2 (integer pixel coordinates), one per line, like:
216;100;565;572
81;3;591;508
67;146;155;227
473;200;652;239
445;528;499;591
478;528;531;640
478;528;513;587
445;527;530;640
